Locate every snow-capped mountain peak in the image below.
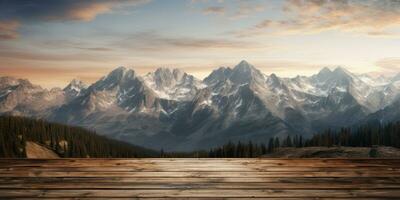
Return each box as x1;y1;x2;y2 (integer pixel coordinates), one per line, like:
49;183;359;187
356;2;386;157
108;66;135;80
233;60;254;72
2;61;400;151
267;73;280;84
332;66;353;79
64;79;86;92
172;68;185;80
63;78;87;100
313;67;332;81
229;60;265;85
143;67;205;101
319;67;331;74
0;76;24;88
314;66;353;82
152;67;181;88
203;67;232;86
0;76;64;117
92;66;137;91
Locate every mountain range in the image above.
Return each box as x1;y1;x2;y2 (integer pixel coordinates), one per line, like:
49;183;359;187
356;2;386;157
1;60;400;151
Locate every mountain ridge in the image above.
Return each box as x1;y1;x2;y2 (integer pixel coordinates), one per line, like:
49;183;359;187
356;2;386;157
1;60;400;151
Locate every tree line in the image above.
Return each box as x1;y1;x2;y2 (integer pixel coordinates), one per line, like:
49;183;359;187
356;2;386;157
0;116;156;158
164;121;400;158
1;115;400;158
304;121;400;148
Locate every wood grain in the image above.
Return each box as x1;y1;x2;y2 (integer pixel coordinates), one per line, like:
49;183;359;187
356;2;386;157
0;158;399;198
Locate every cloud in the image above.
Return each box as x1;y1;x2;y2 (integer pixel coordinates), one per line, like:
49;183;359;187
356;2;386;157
76;47;113;52
203;6;225;15
0;20;20;40
375;57;400;74
32;39;114;52
0;48;114;62
230;3;265;19
0;0;149;39
194;0;265;19
46;2;113;21
0;0;149;22
116;32;262;52
237;0;400;37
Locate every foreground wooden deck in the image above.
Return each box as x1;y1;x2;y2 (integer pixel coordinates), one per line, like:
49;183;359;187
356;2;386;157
0;159;399;199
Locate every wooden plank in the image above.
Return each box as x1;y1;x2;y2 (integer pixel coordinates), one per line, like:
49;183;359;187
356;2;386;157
1;158;399;164
1;166;399;172
10;198;396;200
1;162;398;169
1;177;399;184
1;181;399;189
1;158;398;163
0;189;399;198
0;171;399;177
3;163;397;168
0;158;399;198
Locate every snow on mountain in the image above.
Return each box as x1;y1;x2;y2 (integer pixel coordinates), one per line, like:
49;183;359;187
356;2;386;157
228;60;266;85
58;66;170;117
202;61;276;116
361;76;400;125
285;67;384;112
358;74;389;87
308;67;367;98
391;73;400;82
64;79;87;101
1;61;400;151
0;77;65;117
204;66;232;86
143;68;205;101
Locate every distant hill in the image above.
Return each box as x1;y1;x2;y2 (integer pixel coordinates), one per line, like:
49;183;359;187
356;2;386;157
0;116;157;158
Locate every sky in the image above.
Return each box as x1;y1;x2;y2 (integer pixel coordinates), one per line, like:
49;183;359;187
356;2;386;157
0;0;400;88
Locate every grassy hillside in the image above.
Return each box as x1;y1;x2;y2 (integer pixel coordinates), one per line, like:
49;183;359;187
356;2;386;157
0;116;157;158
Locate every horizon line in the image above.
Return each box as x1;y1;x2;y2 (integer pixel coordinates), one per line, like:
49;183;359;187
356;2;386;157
0;61;396;90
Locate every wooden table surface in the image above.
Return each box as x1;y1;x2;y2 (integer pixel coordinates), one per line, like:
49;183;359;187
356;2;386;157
0;158;399;199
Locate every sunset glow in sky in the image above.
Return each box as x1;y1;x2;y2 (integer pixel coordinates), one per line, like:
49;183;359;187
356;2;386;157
1;0;400;88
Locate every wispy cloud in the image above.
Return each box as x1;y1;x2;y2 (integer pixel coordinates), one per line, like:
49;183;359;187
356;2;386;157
0;0;150;39
202;6;225;15
0;20;20;40
375;57;400;74
32;39;113;52
76;47;113;52
0;48;114;62
0;0;150;21
115;32;262;52
230;3;265;19
194;0;266;19
237;0;400;37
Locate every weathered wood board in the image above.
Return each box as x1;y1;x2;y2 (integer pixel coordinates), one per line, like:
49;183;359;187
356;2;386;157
0;158;399;199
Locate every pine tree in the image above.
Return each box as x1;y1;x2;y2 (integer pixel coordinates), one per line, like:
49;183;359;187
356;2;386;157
268;138;274;153
274;138;280;149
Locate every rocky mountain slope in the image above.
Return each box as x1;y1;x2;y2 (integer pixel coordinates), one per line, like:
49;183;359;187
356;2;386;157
1;61;400;151
25;141;59;159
